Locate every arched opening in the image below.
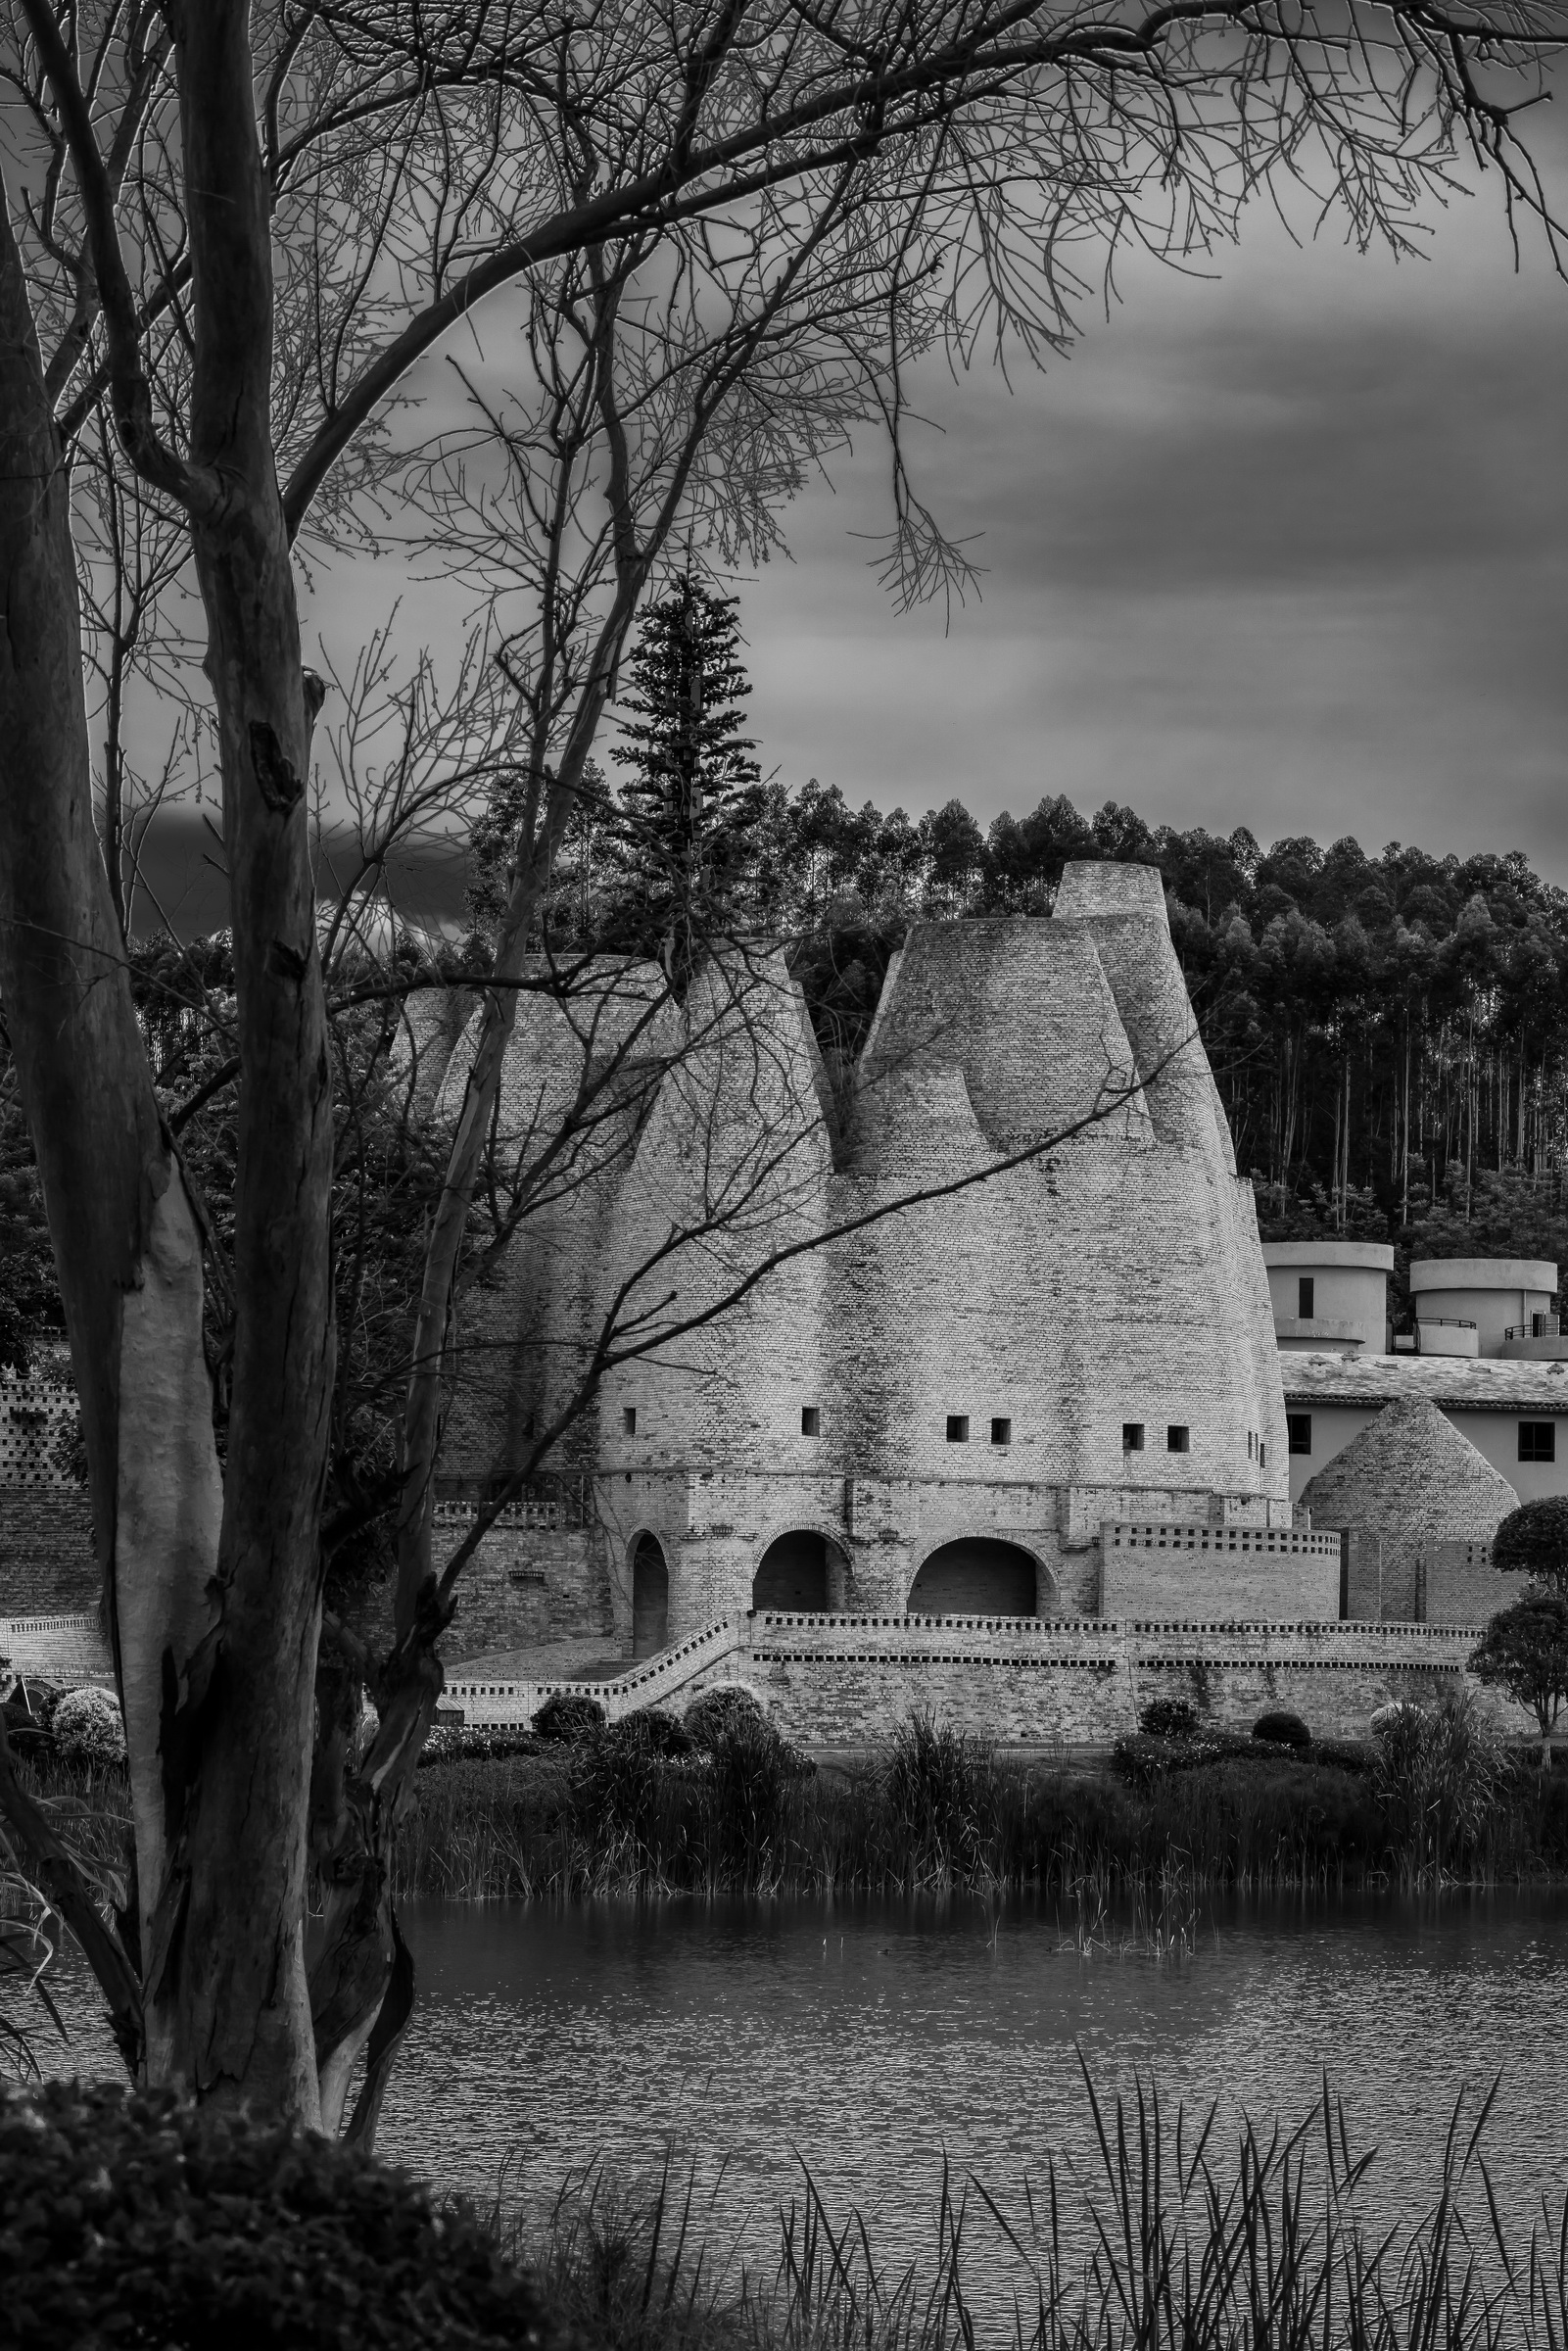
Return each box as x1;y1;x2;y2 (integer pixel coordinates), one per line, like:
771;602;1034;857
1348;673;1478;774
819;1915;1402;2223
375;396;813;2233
632;1534;669;1657
908;1538;1039;1617
752;1529;850;1612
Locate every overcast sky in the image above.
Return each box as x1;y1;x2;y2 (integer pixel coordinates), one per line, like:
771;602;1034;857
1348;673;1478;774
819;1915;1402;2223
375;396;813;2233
172;105;1566;941
726;144;1568;878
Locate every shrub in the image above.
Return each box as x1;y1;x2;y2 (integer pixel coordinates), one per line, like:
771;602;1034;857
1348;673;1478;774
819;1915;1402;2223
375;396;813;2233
1372;1688;1509;1879
682;1686;765;1752
1138;1697;1199;1741
419;1724;542;1767
880;1712;997;1883
606;1707;692;1759
51;1684;125;1769
1253;1709;1310;1749
532;1689;607;1745
0;2078;560;2350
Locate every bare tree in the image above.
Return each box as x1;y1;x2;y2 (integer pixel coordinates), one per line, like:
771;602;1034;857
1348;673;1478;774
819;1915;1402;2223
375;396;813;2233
0;0;1562;2132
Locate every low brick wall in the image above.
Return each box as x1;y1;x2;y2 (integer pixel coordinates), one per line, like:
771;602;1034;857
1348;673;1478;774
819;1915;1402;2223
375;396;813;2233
1101;1523;1341;1621
445;1611;1533;1743
0;1489;96;1615
0;1611;113;1681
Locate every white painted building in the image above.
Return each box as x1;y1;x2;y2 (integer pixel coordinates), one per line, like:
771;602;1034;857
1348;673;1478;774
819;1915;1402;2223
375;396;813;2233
1265;1248;1568;1511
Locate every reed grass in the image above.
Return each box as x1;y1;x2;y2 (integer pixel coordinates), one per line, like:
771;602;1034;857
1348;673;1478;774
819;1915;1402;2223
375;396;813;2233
391;1709;1568;1902
487;2063;1568;2351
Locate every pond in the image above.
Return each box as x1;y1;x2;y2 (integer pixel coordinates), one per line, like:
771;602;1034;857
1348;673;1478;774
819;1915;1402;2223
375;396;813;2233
34;1889;1568;2308
378;1890;1568;2278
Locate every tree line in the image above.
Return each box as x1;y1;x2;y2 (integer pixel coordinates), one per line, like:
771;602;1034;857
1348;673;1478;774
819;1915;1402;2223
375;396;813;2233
482;598;1568;1304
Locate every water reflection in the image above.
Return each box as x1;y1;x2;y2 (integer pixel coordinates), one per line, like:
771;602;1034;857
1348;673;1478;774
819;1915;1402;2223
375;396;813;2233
372;1889;1568;2278
31;1886;1568;2302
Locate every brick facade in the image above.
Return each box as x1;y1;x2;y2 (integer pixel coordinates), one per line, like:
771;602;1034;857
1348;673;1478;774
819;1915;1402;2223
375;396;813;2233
436;863;1300;1660
0;1489;96;1615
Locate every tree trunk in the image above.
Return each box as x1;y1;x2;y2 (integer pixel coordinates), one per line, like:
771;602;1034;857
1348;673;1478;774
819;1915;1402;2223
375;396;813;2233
144;0;336;2124
0;181;222;2079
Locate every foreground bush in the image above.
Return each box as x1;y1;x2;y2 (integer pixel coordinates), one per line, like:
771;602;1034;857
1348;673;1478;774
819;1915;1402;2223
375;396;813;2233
0;2079;560;2350
50;1684;125;1769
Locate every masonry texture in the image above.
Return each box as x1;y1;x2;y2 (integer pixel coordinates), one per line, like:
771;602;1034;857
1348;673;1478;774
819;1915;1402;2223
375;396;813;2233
435;861;1296;1660
445;1615;1535;1746
1299;1397;1518;1619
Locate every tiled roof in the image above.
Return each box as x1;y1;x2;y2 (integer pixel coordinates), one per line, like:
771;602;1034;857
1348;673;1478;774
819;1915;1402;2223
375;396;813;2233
1281;1351;1568;1414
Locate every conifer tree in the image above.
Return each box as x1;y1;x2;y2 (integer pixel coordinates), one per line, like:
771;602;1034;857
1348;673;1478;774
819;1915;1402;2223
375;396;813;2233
610;577;762;982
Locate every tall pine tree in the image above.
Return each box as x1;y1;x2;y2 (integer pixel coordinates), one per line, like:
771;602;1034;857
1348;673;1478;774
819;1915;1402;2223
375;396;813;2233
610;576;761;984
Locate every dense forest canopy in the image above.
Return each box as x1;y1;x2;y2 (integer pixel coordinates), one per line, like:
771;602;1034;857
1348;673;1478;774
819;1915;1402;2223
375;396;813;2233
522;772;1568;1318
7;785;1567;1373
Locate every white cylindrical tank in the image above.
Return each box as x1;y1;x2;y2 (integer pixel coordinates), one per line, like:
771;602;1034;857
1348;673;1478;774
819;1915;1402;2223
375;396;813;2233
1408;1258;1560;1360
1261;1242;1394;1356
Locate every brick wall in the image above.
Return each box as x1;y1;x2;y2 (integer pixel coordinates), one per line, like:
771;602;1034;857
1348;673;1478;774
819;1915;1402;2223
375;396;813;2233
432;1508;616;1661
0;1489;96;1614
447;1613;1532;1744
1101;1522;1341;1620
1422;1539;1531;1627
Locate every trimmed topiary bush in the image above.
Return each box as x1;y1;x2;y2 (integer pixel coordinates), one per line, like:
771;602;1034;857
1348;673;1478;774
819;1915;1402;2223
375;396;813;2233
1253;1709;1310;1749
51;1684;125;1769
531;1688;607;1745
1138;1698;1200;1742
682;1686;765;1752
0;2078;561;2349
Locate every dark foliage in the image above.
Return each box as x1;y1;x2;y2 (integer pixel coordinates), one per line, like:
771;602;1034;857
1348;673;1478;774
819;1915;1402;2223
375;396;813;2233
0;2078;562;2350
681;1687;766;1753
1137;1697;1200;1741
1470;1593;1568;1736
1254;1709;1311;1748
1493;1498;1568;1593
533;1689;608;1744
610;1707;694;1759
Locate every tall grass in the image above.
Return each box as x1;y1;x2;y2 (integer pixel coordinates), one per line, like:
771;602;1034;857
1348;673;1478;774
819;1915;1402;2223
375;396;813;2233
490;2064;1568;2351
393;1706;1568;1903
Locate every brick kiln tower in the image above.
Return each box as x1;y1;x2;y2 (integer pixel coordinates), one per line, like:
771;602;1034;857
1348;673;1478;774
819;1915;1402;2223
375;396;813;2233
434;860;1293;1658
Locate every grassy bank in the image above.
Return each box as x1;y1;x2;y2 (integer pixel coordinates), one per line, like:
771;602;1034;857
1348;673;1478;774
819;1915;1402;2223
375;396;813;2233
393;1706;1568;1899
14;1703;1568;1912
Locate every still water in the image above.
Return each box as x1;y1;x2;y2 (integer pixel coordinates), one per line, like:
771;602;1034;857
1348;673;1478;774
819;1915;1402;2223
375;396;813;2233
372;1890;1568;2278
36;1890;1568;2297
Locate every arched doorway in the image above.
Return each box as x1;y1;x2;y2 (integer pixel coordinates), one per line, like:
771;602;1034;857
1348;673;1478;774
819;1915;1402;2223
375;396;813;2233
908;1538;1039;1617
752;1529;850;1612
632;1534;669;1656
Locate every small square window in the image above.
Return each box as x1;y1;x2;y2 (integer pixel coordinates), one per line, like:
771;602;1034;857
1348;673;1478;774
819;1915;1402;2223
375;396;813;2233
801;1406;820;1437
1166;1424;1190;1455
1288;1414;1311;1457
1298;1275;1315;1319
990;1416;1012;1447
623;1407;637;1437
1520;1419;1556;1463
946;1415;970;1443
1122;1421;1145;1454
